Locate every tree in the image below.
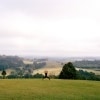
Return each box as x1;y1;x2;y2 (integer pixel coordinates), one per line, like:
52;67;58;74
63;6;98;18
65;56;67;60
59;62;76;79
33;73;43;78
1;70;6;79
7;71;18;79
17;69;24;78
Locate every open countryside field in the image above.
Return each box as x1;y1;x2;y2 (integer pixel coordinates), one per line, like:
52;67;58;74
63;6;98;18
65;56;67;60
0;79;100;100
0;60;100;77
23;59;100;75
33;67;62;75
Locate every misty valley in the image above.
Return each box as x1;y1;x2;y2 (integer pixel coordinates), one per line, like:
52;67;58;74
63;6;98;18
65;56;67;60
0;55;100;80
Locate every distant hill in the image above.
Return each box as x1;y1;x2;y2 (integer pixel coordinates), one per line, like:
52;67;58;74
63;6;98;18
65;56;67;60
0;55;100;76
0;55;24;70
73;60;100;70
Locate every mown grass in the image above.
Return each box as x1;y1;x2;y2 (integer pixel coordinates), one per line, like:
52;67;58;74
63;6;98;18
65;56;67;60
0;79;100;100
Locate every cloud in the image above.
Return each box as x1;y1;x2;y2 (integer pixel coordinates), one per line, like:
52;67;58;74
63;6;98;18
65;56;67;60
0;0;100;57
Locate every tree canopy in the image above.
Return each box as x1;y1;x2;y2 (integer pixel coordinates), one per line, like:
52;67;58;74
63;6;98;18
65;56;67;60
1;70;6;79
59;62;76;79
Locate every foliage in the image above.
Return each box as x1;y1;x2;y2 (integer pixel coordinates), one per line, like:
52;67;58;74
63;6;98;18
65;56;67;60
24;74;33;78
33;73;43;78
0;63;8;70
59;62;77;79
0;55;24;71
25;64;35;70
7;72;44;79
76;70;100;81
7;74;18;79
73;60;100;69
1;70;6;79
33;61;46;69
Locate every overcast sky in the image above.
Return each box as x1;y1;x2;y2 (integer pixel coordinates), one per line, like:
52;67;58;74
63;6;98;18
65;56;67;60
0;0;100;57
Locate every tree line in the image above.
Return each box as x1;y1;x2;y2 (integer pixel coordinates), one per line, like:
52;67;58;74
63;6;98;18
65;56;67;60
59;62;100;81
73;60;100;69
1;62;100;81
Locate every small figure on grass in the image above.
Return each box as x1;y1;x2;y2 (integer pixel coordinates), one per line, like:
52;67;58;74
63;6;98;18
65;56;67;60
43;70;50;80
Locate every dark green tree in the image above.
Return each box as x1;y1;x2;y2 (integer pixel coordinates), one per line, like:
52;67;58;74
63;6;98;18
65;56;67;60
59;62;76;79
1;70;6;79
33;73;43;78
17;69;24;78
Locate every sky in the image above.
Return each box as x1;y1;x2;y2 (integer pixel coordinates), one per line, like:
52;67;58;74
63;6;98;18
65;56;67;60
0;0;100;57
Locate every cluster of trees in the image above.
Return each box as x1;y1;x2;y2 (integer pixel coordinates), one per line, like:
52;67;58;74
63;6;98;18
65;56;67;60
73;60;100;69
0;72;44;79
1;62;100;81
0;56;47;71
76;70;100;80
33;62;46;69
59;62;100;81
6;73;44;79
0;56;100;81
0;56;24;71
0;56;47;79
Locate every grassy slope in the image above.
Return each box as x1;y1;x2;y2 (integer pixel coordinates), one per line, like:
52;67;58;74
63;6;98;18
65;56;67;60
0;79;100;100
33;61;62;75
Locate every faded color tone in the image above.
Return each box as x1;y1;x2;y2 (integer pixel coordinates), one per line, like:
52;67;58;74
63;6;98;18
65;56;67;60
0;0;100;57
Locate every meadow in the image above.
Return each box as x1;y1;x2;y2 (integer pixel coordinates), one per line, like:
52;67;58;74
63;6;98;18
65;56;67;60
0;79;100;100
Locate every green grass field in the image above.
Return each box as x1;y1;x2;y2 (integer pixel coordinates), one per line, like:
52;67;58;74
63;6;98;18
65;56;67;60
0;79;100;100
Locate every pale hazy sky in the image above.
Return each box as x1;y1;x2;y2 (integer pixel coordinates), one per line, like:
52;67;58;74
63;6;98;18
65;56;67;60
0;0;100;57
